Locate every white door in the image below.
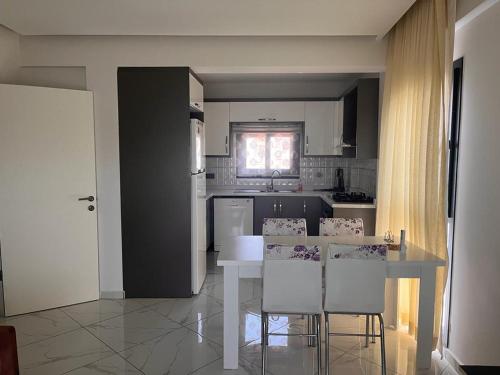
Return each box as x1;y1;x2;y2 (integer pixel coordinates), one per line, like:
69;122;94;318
304;101;343;156
0;84;99;316
205;102;230;156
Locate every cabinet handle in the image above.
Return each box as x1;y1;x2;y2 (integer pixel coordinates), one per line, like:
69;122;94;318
258;118;266;121
268;118;276;121
273;201;277;216
303;200;307;214
225;136;228;154
306;136;309;154
279;200;283;216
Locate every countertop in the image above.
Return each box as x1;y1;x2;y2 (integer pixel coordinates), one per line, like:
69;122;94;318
206;189;376;209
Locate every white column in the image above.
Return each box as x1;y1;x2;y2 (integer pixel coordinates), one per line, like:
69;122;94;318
223;265;239;369
416;267;437;369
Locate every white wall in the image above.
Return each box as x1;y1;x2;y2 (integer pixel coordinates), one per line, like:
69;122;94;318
18;35;387;295
16;67;87;90
0;26;19;83
450;1;500;365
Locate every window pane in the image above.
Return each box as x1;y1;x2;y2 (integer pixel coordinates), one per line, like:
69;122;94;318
244;133;266;169
270;134;292;170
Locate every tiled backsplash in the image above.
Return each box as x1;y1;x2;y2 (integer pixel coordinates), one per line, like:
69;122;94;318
206;157;378;196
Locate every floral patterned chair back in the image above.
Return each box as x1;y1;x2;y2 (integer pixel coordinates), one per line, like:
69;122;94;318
319;218;364;237
328;243;387;260
262;218;307;236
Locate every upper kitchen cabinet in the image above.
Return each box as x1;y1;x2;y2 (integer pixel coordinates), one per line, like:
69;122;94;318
341;78;379;159
230;101;305;122
304;101;343;156
189;73;204;112
205;102;230;156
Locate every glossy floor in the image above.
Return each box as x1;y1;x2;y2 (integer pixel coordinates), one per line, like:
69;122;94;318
0;252;457;375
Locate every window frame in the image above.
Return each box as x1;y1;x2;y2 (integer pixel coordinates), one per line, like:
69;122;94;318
232;122;302;179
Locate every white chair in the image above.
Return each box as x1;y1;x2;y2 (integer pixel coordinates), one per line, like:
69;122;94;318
262;218;307;236
324;243;388;375
319;217;364;237
262;244;322;375
319;217;377;344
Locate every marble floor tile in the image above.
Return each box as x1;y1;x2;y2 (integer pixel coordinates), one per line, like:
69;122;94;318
186;310;289;347
240;297;261;316
65;354;142;374
148;293;224;325
328;352;399;375
0;308;80;346
240;333;344;375
18;328;113;375
85;309;181;352
62;299;146;326
201;278;262;303
203;272;224;287
192;358;267;375
119;327;223;375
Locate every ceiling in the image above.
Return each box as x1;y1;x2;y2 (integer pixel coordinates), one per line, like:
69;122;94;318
0;0;416;37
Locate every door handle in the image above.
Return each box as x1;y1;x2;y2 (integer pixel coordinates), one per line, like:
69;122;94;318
225;136;228;154
306;136;309;154
279;200;283;216
78;196;95;202
273;201;277;216
303;200;307;214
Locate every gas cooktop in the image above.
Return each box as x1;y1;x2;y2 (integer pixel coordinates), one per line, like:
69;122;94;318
332;192;374;204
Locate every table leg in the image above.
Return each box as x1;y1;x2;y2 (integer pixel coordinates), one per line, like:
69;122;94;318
223;265;239;369
416;267;437;369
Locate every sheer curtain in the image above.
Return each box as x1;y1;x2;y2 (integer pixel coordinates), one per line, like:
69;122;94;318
376;0;455;346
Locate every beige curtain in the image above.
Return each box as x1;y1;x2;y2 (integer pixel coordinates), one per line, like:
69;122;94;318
376;0;455;347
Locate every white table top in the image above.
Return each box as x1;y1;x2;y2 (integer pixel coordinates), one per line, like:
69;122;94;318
217;235;446;267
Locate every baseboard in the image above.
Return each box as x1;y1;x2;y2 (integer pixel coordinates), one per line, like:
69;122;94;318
444;348;467;375
100;290;125;299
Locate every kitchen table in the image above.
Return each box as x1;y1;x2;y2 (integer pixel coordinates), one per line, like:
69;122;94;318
217;235;446;370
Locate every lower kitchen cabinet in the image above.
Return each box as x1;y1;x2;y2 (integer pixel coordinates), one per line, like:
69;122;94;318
332;207;376;235
253;196;324;235
254;196;278;235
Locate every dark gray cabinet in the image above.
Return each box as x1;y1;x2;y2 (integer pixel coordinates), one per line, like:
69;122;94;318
254;196;278;235
342;78;379;159
253;196;323;235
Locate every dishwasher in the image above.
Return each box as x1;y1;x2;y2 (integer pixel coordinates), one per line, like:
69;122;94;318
214;198;254;252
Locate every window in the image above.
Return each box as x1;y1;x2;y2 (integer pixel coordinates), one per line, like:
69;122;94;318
233;123;301;178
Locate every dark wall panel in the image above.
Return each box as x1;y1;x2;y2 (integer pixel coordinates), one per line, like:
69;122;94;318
118;67;192;297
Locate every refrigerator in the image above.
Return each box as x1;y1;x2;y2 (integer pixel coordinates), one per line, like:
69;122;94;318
191;119;207;294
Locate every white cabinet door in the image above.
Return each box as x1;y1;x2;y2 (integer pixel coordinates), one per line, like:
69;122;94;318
230;101;304;122
304;101;343;156
0;84;99;316
189;73;204;112
205;102;230;155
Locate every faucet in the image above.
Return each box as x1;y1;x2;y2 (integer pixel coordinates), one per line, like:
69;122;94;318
269;170;281;192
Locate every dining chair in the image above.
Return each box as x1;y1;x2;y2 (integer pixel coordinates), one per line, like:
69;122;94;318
319;217;376;344
262;218;307;236
323;243;388;375
261;244;322;375
319;217;364;237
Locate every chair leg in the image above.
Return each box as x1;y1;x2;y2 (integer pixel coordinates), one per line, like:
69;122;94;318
365;315;370;347
371;314;376;343
324;312;330;375
316;314;321;374
262;313;268;375
378;314;386;375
